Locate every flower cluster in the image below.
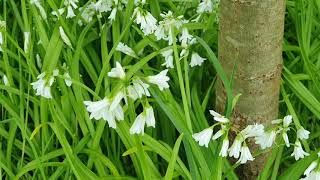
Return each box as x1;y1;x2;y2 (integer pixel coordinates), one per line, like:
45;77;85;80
193;110;262;164
193;113;311;164
31;68;72;99
84;62;170;134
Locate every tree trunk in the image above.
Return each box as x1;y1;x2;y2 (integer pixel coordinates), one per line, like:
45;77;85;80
217;0;285;179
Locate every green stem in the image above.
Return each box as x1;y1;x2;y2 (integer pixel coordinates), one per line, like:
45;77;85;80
172;28;192;133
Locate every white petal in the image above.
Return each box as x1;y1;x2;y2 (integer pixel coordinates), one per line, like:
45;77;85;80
192;128;213;148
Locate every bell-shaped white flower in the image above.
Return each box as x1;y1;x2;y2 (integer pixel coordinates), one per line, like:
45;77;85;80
179;28;194;48
130;113;146;135
291;140;309;161
155;11;185;45
2;75;9;86
190;52;206;67
219;138;229;157
127;78;150;100
161;49;174;68
110;91;125;111
282;132;290;147
108;62;126;79
228;136;242;158
108;8;117;21
66;6;76;18
283;115;293;127
78;3;96;24
197;0;213;14
241;124;264;138
192;128;213;148
64;72;72;87
134;8;158;35
116;42;138;58
297;127;310;140
212;129;225;140
130;106;156;135
59;26;72;47
95;0;112;13
145;106;155;128
30;0;47;20
84;98;123;129
147;69;170;91
209;110;229;123
31;72;55;99
84;98;110;120
304;161;318;177
255;130;277;149
24;32;30;53
301;171;320;180
237;145;255;164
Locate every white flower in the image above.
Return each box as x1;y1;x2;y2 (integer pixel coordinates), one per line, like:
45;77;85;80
212;129;225;140
283;115;293;127
190;53;206;67
127;78;150;100
282;132;290;147
219;138;229;157
291;140;309;161
241;124;264;138
179;28;194;48
116;42;138;58
95;0;112;13
66;6;76;18
147;69;170;91
209;110;229;123
108;8;117;21
301;171;320;180
161;49;174;68
79;3;96;24
36;54;42;68
2;75;9;86
59;26;72;47
134;0;146;5
304;161;318;177
130;113;146;135
237;145;255;164
31;72;54;99
110;91;125;111
51;8;65;17
155;11;185;45
30;0;47;20
108;62;126;79
84;99;118;128
228;136;242;158
145;106;155;128
192;128;213;148
197;0;213;14
24;32;30;53
297;127;310;140
134;8;158;35
130;106;156;135
64;72;72;87
64;0;78;9
255;130;277;149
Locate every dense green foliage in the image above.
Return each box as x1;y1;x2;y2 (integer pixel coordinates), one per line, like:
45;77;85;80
0;0;319;179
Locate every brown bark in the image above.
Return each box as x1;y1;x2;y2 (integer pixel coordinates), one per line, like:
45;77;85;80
217;0;285;179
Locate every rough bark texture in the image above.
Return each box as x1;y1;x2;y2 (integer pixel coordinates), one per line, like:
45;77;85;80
217;0;285;179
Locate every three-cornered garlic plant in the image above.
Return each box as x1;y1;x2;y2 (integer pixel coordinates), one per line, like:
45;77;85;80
193;112;311;164
83;61;169;134
30;0;47;20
